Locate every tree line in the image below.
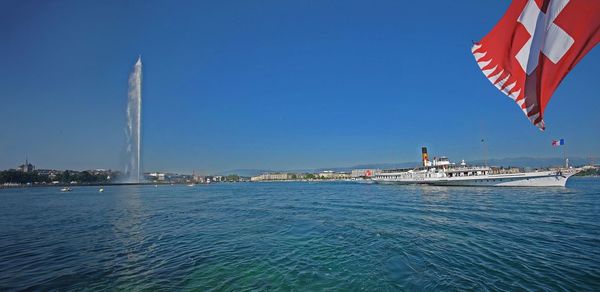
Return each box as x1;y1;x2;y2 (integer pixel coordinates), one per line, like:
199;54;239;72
0;170;117;184
575;168;600;176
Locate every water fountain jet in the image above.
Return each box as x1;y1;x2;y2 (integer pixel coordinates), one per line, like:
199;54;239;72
125;56;142;183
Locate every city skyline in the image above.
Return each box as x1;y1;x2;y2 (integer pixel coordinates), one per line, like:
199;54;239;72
1;1;599;174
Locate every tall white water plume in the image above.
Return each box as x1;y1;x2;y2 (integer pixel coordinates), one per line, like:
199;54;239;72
125;56;142;183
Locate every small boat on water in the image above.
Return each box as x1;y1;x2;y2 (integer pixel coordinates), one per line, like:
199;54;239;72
99;188;104;193
372;147;581;187
60;187;72;192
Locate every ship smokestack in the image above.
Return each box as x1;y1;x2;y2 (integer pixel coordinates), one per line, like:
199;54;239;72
421;147;429;167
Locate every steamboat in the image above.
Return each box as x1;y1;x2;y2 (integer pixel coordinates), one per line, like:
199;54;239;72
372;147;580;187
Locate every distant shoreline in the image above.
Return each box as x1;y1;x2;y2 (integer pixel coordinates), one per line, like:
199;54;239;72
0;182;171;189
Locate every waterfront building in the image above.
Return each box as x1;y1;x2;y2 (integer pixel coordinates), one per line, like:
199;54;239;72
351;169;380;178
251;173;291;181
146;172;166;181
318;171;351;179
193;175;206;184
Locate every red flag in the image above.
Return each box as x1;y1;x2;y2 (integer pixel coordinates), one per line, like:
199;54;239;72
472;0;600;130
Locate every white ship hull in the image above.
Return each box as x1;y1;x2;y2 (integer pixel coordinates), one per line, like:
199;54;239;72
373;169;579;187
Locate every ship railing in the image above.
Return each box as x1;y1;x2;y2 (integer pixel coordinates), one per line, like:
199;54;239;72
380;168;416;173
445;166;491;172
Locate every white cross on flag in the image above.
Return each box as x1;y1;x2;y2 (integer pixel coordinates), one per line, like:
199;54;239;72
472;0;600;130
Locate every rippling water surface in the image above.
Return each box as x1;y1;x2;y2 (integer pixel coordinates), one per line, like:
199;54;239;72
1;179;600;290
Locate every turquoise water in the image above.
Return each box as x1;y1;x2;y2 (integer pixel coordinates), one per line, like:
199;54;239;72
1;179;600;290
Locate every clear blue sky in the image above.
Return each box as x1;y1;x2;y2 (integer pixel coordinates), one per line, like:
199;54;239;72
1;0;599;173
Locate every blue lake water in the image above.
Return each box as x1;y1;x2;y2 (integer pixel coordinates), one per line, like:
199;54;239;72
1;178;600;290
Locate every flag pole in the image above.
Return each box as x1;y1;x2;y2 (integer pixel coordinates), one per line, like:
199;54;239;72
481;138;488;167
563;141;568;168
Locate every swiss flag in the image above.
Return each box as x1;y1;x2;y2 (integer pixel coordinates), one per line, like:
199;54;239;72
472;0;600;130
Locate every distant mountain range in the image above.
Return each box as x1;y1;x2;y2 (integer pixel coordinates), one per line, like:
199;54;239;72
220;156;599;177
